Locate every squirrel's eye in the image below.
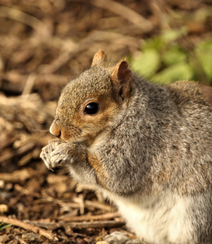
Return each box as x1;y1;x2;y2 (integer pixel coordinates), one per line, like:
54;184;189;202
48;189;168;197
84;102;99;115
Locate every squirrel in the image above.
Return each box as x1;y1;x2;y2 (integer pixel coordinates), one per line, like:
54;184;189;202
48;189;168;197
40;50;212;244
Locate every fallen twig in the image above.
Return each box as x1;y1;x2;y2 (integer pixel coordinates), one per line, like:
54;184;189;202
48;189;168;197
0;216;58;241
14;184;41;198
0;135;19;151
0;142;36;164
40;196;115;212
0;168;38;182
15;236;28;244
0;72;68;95
59;211;120;222
26;220;125;230
22;73;36;95
65;220;125;229
0;6;49;36
84;200;114;212
90;0;154;32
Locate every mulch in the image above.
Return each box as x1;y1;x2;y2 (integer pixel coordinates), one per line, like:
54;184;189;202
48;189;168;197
0;0;212;243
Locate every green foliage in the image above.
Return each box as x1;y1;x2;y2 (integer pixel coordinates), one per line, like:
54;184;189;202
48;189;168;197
130;28;212;85
196;40;212;81
131;49;160;79
0;222;12;231
153;62;193;85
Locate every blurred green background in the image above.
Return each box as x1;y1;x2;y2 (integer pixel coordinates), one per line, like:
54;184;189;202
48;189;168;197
130;26;212;85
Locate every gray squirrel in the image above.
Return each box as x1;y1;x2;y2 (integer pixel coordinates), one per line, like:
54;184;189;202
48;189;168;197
40;50;212;244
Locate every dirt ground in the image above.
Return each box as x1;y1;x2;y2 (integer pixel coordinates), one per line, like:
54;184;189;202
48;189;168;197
0;0;212;243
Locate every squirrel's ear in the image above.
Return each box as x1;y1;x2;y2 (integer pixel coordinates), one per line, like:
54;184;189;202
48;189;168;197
111;60;132;100
200;84;212;110
91;49;107;67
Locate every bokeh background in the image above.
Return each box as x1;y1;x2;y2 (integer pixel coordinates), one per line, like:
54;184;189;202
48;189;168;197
0;0;212;243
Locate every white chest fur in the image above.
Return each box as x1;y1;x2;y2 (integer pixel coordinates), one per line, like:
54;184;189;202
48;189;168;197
102;190;194;244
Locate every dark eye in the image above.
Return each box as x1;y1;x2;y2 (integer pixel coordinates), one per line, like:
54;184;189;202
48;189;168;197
84;102;99;115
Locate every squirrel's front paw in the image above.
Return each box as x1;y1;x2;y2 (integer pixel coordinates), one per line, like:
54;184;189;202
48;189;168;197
41;140;85;171
40;139;67;170
50;142;74;167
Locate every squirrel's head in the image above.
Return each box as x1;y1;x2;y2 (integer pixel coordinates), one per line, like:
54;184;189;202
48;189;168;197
50;50;132;144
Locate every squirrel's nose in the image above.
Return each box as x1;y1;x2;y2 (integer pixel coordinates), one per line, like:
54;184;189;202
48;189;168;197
50;121;61;137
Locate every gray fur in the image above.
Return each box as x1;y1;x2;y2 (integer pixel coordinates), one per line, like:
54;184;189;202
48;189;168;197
40;58;212;243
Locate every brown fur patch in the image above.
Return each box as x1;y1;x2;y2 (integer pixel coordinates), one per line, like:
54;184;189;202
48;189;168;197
87;152;109;189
